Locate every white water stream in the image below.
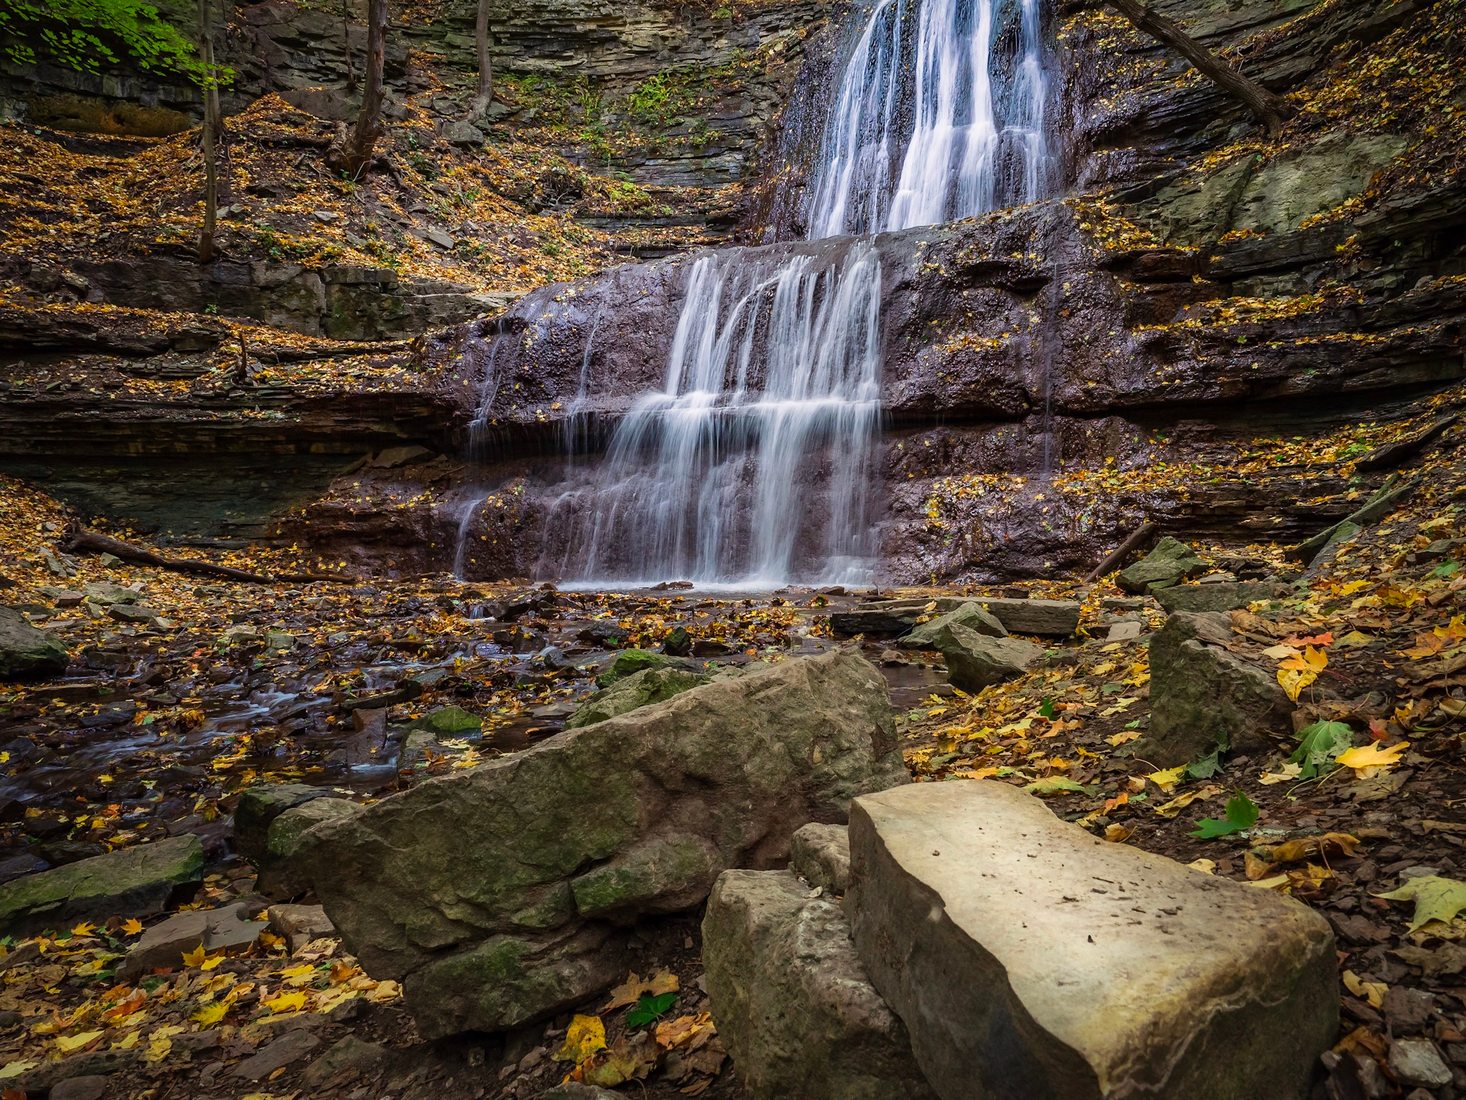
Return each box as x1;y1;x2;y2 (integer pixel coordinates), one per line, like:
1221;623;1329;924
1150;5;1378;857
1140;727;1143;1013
545;0;1053;586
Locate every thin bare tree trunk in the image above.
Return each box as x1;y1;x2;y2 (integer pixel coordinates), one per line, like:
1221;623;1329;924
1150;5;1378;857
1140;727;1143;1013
1106;0;1295;136
469;0;492;119
332;0;386;178
198;0;220;261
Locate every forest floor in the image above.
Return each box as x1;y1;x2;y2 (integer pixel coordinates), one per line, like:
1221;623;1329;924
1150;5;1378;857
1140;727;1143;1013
0;390;1462;1098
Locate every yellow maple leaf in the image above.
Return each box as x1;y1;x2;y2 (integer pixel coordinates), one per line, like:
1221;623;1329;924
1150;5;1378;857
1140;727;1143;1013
121;919;144;936
54;1030;104;1053
180;943;208;967
554;1014;607;1064
1335;741;1409;778
70;922;96;938
1146;764;1187;792
263;990;307;1014
191;1001;229;1026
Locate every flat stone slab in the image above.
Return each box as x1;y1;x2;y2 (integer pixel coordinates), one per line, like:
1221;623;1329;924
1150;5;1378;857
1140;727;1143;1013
834;598;1079;638
0;835;203;937
848;782;1338;1100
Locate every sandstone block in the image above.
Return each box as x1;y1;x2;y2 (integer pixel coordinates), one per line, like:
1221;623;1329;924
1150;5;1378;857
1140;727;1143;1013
848;782;1338;1100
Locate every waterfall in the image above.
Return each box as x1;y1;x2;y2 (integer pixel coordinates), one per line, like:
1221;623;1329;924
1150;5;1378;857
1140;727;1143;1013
552;0;1052;587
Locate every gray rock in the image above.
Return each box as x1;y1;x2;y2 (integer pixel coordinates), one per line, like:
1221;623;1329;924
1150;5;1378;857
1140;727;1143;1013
268;902;336;953
834;598;1079;639
1118;536;1206;594
539;1085;622;1100
938;624;1043;692
120;902;265;978
1388;1038;1452;1088
790;823;850;894
50;1076;110;1100
1104;620;1143;643
897;601;1006;650
233;784;334;863
232;1028;322;1081
106;603;160;625
442;119;485;146
0;606;70;681
702;869;936;1100
302;1035;388;1087
848;782;1338;1100
413;705;482;735
258;797;362;899
0;835;203;937
1137;612;1294;766
565;666;710;729
302;650;907;1037
1155;581;1285;614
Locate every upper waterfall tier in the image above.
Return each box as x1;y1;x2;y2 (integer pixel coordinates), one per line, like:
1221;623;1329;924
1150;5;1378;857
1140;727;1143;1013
803;0;1051;239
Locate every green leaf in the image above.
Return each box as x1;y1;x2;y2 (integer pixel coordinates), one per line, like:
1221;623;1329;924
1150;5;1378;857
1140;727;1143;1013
1023;776;1093;797
625;991;676;1029
1037;698;1056;719
1375;875;1466;932
1433;562;1460;578
1191;790;1260;839
1288;720;1354;780
1185;751;1221;780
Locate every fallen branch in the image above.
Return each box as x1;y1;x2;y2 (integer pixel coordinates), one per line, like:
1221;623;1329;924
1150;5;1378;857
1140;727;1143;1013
1356;415;1457;472
62;527;343;585
1106;0;1296;136
1086;520;1160;581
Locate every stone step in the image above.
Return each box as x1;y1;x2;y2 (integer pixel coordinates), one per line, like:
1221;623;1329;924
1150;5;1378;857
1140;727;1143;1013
847;781;1338;1100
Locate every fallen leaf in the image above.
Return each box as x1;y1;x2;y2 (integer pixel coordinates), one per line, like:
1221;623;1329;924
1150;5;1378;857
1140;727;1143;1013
1376;875;1466;933
604;970;680;1012
1335;741;1409;778
555;1014;608;1064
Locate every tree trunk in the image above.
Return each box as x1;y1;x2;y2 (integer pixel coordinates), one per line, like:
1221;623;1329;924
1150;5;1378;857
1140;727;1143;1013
469;0;492;119
332;0;386;178
343;0;356;92
198;0;220;262
1105;0;1295;136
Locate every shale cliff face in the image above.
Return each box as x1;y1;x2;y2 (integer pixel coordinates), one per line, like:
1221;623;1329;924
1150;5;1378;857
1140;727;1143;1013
407;0;1465;583
1;0;1462;583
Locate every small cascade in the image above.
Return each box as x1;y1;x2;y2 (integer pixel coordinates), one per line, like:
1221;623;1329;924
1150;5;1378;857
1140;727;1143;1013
807;0;1051;237
485;0;1055;587
567;244;883;585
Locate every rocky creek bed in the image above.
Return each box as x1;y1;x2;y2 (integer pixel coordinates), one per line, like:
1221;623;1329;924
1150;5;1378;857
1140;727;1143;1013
0;407;1463;1097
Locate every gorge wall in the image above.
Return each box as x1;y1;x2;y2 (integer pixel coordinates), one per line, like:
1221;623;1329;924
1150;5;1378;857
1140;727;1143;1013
0;0;1462;584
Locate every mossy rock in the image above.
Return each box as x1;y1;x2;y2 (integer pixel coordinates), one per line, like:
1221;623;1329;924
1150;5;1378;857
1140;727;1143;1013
594;649;676;687
566;667;709;729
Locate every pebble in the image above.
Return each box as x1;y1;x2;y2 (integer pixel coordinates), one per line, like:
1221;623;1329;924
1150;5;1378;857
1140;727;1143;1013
1389;1038;1453;1089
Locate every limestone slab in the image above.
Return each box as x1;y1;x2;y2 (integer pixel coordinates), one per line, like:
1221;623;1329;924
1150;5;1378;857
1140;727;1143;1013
847;781;1338;1100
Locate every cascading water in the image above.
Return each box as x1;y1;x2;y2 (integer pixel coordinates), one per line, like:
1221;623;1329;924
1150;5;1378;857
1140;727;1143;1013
549;0;1052;586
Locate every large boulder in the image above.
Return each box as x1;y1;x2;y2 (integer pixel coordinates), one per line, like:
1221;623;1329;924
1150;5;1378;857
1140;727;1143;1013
0;835;203;936
897;601;1006;650
848;782;1338;1100
1117;536;1206;594
565;666;710;729
0;607;70;681
1138;611;1294;766
702;869;936;1100
938;624;1043;692
302;650;906;1037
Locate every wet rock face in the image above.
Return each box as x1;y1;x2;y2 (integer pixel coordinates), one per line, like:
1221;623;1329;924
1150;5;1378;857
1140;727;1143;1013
301;650;907;1037
0;607;70;681
847;782;1339;1100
